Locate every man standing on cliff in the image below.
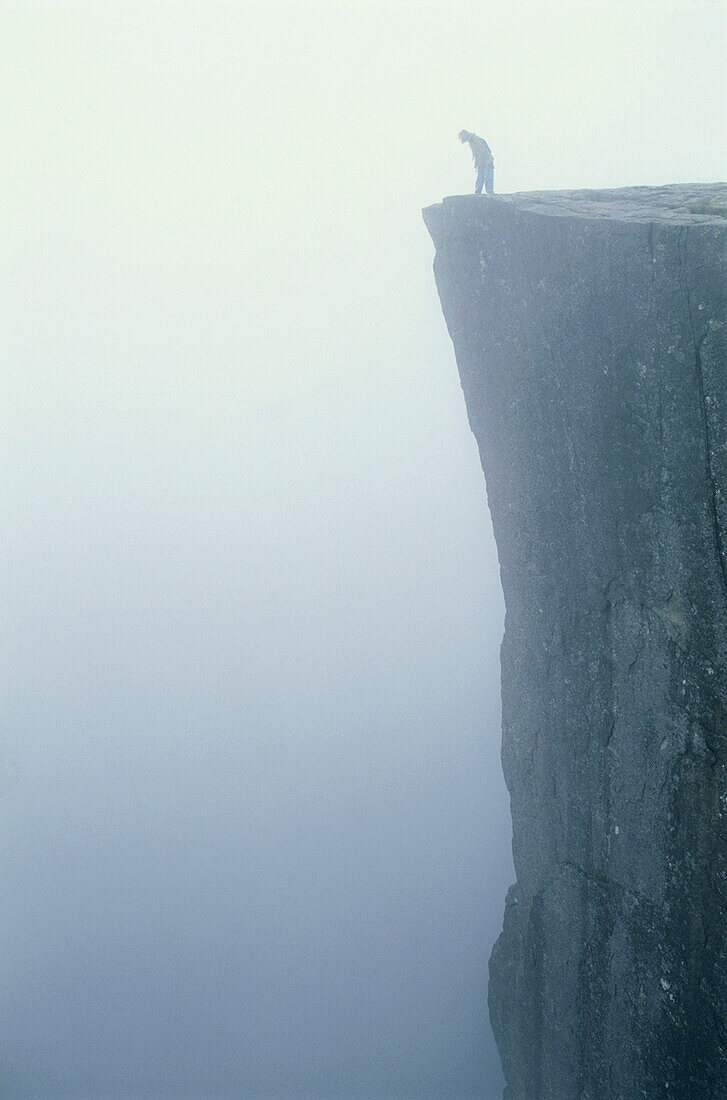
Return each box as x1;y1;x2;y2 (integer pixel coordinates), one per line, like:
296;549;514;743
459;129;494;195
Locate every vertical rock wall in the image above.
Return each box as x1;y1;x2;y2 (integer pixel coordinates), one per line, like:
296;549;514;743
424;187;727;1098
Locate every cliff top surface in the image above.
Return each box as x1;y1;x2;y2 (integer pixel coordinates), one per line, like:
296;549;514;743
423;183;727;244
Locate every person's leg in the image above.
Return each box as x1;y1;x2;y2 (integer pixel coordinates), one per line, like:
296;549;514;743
485;163;494;194
475;166;484;195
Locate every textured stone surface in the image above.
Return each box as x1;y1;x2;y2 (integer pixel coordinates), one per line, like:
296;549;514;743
424;185;727;1098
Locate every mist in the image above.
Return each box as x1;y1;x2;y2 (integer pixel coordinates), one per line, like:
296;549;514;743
2;2;725;1097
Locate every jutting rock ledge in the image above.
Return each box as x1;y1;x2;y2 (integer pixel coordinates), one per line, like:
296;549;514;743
424;185;727;1098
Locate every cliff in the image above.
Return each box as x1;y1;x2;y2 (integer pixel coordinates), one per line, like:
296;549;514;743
423;185;727;1098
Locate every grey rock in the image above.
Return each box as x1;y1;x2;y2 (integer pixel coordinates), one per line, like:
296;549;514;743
423;185;727;1098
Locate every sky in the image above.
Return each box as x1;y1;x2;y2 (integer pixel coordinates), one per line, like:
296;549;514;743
1;1;725;1097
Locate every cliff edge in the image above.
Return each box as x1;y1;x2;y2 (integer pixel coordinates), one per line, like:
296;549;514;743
424;185;727;1098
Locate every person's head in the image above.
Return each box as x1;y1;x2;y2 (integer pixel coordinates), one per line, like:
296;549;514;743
458;130;471;143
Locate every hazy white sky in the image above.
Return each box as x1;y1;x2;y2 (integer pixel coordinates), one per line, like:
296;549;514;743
2;2;726;1096
3;0;725;441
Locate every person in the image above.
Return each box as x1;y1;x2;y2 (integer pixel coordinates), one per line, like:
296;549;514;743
458;129;494;195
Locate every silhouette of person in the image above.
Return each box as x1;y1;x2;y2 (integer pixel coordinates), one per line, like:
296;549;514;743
459;130;494;195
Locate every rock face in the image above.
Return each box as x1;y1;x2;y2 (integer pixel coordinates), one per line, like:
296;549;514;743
423;186;727;1099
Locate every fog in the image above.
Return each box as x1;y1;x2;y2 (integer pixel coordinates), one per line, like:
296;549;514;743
2;2;725;1097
